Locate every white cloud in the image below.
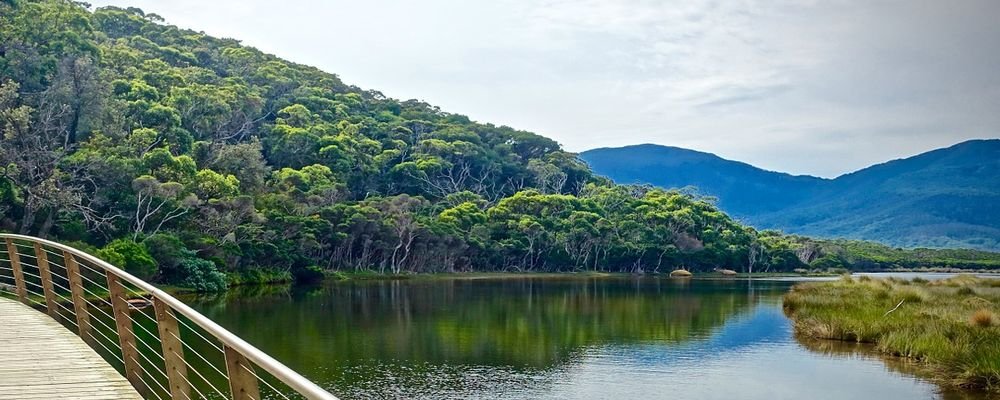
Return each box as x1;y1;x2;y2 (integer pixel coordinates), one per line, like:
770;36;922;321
88;0;1000;177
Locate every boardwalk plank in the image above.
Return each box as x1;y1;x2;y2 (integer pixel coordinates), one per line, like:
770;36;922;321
0;297;142;400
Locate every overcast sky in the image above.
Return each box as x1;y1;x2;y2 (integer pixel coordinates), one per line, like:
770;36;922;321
89;0;1000;177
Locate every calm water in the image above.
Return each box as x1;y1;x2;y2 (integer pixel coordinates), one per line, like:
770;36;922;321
178;277;987;399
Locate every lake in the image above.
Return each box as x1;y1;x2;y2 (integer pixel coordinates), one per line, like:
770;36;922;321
178;277;989;399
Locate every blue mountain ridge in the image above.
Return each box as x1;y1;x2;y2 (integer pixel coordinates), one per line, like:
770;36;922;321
579;139;1000;251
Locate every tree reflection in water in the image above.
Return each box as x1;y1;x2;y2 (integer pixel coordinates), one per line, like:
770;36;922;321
179;277;985;399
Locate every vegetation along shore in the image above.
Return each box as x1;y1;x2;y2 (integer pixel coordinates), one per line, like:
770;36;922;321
783;275;1000;392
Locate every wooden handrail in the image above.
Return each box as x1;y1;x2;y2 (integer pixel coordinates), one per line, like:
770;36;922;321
0;233;339;400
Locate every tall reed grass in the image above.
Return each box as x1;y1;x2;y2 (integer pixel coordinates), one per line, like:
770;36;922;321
783;275;1000;392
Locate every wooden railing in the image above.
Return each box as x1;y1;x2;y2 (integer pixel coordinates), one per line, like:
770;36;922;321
0;233;339;400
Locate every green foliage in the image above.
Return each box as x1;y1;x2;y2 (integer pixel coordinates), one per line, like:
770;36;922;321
143;232;227;291
227;268;293;286
176;257;227;292
97;239;157;279
812;238;1000;270
142;233;187;275
809;254;846;271
192;169;239;199
1;0;995;293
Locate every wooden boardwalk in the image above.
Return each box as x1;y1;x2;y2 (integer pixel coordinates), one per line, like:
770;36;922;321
0;297;142;400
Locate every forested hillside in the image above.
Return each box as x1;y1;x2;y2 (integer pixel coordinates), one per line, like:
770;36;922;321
582;140;1000;251
1;1;996;291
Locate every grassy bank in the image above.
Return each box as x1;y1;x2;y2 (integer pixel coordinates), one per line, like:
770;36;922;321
783;275;1000;392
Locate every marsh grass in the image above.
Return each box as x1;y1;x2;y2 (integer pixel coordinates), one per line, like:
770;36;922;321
783;275;1000;392
958;286;977;296
971;309;997;327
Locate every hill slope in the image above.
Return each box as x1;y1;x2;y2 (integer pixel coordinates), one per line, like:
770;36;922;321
581;140;1000;250
0;0;771;281
579;144;827;216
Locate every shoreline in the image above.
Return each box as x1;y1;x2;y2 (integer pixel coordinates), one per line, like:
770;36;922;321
320;270;842;282
314;269;1000;283
169;269;997;293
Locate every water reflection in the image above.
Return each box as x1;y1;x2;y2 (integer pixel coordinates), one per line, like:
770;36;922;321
179;277;985;399
795;337;990;400
187;278;766;367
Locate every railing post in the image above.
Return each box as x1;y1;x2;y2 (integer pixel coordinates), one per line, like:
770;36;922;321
224;345;261;400
64;252;94;345
107;271;145;392
154;296;190;400
33;242;59;319
4;238;28;304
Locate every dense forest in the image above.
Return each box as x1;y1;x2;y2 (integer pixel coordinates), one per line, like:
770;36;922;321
1;1;997;291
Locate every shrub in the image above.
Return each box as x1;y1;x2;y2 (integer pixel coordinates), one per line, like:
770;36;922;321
810;255;846;271
143;234;228;292
144;233;188;279
294;265;325;283
227;268;293;286
177;257;227;292
97;239;157;279
911;277;929;284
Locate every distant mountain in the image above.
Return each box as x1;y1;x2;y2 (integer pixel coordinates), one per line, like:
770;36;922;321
580;140;1000;251
578;144;828;216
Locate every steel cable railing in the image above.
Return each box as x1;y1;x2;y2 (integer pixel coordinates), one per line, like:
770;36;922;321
0;234;339;400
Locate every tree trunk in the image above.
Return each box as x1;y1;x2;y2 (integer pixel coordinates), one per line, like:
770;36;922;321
18;203;35;234
37;209;55;237
66;106;80;148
